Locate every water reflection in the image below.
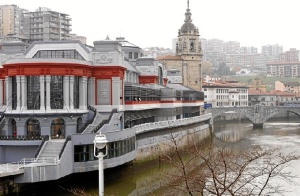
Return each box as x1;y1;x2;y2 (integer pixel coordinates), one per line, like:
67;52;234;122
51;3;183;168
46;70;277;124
214;118;300;195
16;118;300;195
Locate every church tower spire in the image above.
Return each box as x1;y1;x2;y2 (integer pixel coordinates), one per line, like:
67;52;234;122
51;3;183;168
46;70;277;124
175;0;203;91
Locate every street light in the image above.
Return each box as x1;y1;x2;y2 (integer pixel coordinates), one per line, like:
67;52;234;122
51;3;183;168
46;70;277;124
94;133;108;196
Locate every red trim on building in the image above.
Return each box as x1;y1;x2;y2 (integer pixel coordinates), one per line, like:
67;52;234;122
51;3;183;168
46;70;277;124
139;75;158;84
3;63;126;79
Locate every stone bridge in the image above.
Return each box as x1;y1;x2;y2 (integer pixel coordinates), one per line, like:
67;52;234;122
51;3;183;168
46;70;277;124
206;106;300;128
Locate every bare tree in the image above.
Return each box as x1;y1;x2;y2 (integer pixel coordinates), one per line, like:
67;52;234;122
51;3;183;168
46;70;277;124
161;133;300;196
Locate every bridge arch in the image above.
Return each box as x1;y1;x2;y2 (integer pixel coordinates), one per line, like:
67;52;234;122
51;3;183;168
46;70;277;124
207;106;300;128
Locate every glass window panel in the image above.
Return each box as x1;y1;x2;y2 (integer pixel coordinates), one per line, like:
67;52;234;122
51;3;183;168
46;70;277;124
27;76;40;110
50;76;63;109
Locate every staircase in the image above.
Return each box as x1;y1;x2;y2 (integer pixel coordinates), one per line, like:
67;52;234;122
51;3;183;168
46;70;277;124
82;113;110;133
37;140;65;161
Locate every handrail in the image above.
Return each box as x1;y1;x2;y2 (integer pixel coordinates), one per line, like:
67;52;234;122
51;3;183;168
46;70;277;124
0;135;49;141
78;105;97;133
34;135;49;158
92;108;118;133
59;135;72;159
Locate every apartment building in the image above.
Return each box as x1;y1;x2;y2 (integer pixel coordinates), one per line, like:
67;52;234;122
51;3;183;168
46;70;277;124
248;89;276;106
22;7;72;42
275;81;300;93
203;81;248;107
279;48;300;62
0;5;28;37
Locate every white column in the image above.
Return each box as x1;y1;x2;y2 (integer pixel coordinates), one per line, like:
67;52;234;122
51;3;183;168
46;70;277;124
87;78;92;105
46;75;51;111
69;76;74;110
16;76;21;111
91;77;96;106
0;79;3;107
63;76;70;110
80;76;87;110
21;76;27;110
40;76;45;111
112;77;121;106
5;77;12;110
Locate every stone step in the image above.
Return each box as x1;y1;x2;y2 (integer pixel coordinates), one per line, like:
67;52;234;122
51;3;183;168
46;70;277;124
37;141;65;160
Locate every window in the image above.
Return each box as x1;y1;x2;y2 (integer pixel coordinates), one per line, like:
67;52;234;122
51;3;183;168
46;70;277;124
129;52;132;59
134;52;138;59
33;50;84;60
12;77;17;110
74;137;136;162
27;76;40;110
27;118;41;138
73;76;79;109
50;76;63;109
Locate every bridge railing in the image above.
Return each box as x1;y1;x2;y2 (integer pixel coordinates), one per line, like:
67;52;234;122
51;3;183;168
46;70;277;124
4;157;60;172
128;113;212;135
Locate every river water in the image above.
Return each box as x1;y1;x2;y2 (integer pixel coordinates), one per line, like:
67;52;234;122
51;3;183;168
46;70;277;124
16;117;300;195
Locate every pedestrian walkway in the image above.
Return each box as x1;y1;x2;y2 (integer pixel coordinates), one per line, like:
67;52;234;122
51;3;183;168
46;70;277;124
0;163;24;178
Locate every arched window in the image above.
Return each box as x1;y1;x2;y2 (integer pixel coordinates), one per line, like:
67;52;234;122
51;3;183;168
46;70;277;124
76;117;83;133
27;118;41;138
51;118;65;139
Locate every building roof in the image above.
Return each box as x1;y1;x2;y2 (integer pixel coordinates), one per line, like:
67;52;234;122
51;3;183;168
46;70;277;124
266;61;300;65
284;82;300;87
248;89;276;96
166;83;196;91
202;82;248;88
270;90;296;97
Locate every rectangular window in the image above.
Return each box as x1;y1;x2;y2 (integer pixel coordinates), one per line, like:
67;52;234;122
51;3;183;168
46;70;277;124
129;52;132;59
50;76;64;109
12;77;17;110
134;52;138;59
73;76;79;109
27;76;40;110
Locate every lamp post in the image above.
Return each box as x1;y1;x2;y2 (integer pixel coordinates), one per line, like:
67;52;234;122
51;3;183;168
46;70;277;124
94;133;108;196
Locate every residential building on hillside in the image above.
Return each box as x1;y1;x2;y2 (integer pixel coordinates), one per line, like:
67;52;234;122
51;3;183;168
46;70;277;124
203;81;248;107
143;47;174;58
0;5;28;37
272;91;298;106
224;41;240;54
261;44;283;57
266;62;300;77
248;89;276;106
275;81;300;93
279;48;300;62
240;46;258;54
68;34;87;44
22;7;72;42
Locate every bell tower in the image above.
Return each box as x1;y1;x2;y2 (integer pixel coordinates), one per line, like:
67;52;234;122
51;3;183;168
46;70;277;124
176;0;202;91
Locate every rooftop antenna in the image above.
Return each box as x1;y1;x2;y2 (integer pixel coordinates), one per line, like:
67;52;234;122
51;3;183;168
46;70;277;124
187;0;189;9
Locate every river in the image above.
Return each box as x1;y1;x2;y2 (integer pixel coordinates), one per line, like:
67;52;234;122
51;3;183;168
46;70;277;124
16;117;300;195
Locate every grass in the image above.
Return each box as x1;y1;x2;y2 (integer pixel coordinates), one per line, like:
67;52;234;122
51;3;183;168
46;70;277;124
228;75;300;90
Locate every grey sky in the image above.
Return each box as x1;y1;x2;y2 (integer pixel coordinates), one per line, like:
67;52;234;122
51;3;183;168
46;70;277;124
1;0;299;51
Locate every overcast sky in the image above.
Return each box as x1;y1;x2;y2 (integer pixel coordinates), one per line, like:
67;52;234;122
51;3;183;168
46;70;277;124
2;0;299;51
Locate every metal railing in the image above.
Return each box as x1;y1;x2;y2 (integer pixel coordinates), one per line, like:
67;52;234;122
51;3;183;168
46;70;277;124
59;135;72;159
78;105;97;133
92;108;118;133
0;135;48;141
34;135;50;158
133;113;212;135
4;156;60;172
